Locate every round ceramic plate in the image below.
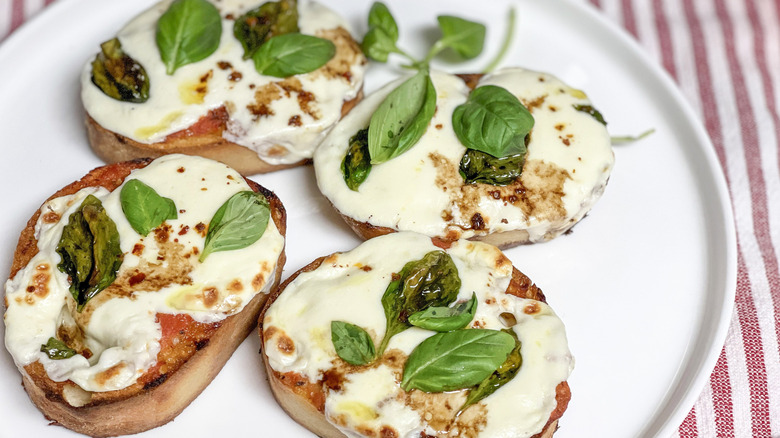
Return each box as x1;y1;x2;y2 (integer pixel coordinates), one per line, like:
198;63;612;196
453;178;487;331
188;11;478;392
0;0;736;436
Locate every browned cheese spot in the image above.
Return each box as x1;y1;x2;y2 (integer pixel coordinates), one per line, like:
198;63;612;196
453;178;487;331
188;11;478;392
522;94;547;113
524;302;541;315
202;287;219;308
42;211;60;224
379;426;398;438
178;225;189;236
277;332;295;355
154;223;172;243
555;123;565;131
247;82;282;120
310;27;365;83
195;222;208;237
228;71;243;82
95;363;125;386
288;114;302;126
435;124;443;130
227;279;243;293
217;61;232;70
24;263;51;299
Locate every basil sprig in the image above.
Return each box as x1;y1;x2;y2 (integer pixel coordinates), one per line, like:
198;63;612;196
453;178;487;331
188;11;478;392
40;337;77;360
459;149;525;186
120;179;177;236
573;104;607;125
368;69;436;164
361;2;403;63
56;195;123;312
376;251;461;356
341;128;371;191
459;328;522;414
234;0;298;60
200;191;270;262
253;33;335;78
91;38;149;103
156;0;222;75
408;293;477;332
401;329;515;392
428;16;486;62
331;321;376;366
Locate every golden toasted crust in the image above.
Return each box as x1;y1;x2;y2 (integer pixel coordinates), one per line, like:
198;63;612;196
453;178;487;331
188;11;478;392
258;241;570;438
86;88;363;176
8;158;287;437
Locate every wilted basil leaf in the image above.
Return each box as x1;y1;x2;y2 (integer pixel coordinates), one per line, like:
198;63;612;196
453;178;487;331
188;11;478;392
91;38;149;103
56;195;123;311
376;251;460;356
401;329;514;392
573;104;607;125
120;179;177;236
234;0;298;60
459;328;522;414
435;16;485;59
200;191;270;262
156;0;222;75
453;85;534;158
369;70;436;164
331;321;376;366
459;149;525;185
253;33;335;78
40;337;77;360
408;293;477;332
341;128;371;191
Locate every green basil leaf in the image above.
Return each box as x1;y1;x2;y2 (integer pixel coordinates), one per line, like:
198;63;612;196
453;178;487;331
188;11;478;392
459;148;525;185
459;328;522;414
361;26;399;63
40;337;77;360
453;85;534;158
200;191;270;262
91;38;149;103
331;321;376;366
408;293;477;332
341;128;372;191
253;33;335;78
368;2;398;42
233;0;298;60
156;0;222;75
436;16;485;59
376;251;461;356
401;329;515;392
368;70;436;164
120;179;178;236
56;195;123;312
573;104;607;125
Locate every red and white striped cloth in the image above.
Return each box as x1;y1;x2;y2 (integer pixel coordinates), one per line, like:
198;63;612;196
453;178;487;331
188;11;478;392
2;0;779;436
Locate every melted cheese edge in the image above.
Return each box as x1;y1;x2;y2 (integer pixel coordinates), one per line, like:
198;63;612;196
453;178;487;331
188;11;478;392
314;68;614;242
4;154;285;392
81;0;366;165
263;232;573;438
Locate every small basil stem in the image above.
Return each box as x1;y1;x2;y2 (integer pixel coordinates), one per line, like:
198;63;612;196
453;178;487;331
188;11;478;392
423;39;448;64
482;7;516;73
376;333;392;358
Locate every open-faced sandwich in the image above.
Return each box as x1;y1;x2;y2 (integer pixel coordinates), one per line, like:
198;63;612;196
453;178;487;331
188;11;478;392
314;67;614;248
3;154;286;436
260;231;573;438
82;0;366;175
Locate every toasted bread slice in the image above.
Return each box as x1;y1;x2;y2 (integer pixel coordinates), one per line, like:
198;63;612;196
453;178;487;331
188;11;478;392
260;232;572;438
4;155;286;436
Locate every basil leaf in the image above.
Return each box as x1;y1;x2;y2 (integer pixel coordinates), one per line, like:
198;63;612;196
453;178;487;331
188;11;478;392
234;0;298;60
56;195;123;312
368;70;436;164
331;321;376;366
408;293;477;332
453;85;534;158
200;191;270;262
401;329;515;392
459;328;522;414
361;26;399;63
368;2;398;42
436;16;485;59
120;179;177;236
341;128;372;191
459;149;525;185
253;33;335;78
573;104;607;125
156;0;222;75
91;38;149;103
376;251;460;356
40;338;77;360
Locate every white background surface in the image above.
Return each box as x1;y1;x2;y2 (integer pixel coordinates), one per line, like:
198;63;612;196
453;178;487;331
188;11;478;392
0;0;736;437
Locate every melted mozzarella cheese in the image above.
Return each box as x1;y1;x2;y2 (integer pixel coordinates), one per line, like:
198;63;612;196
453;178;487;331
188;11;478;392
314;68;614;243
4;155;284;392
81;0;366;165
263;232;573;438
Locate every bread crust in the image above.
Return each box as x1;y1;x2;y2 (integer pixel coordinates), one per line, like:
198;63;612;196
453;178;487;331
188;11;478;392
7;158;287;436
259;241;570;438
86;89;363;176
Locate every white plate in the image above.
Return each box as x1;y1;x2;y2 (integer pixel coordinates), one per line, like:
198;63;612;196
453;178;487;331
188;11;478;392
0;0;736;437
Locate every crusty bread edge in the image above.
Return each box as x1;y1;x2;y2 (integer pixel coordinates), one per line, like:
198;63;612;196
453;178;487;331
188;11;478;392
258;242;570;438
7;158;288;437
